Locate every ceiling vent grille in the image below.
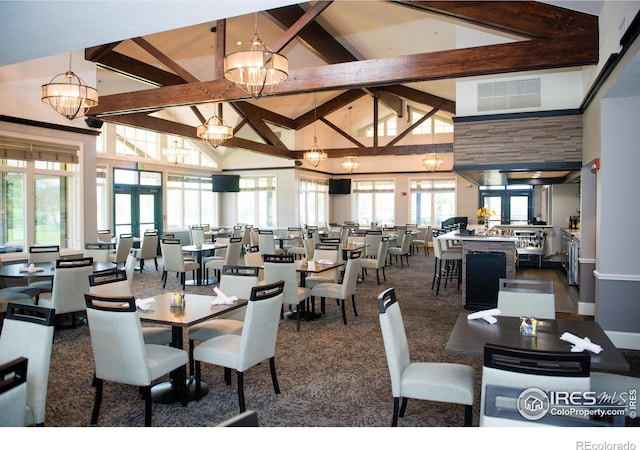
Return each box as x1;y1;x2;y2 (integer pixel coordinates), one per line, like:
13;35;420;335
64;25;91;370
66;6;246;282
477;78;541;112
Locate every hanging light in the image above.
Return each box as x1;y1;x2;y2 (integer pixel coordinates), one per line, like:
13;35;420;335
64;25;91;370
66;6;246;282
197;106;233;148
163;139;191;165
423;119;443;172
304;94;327;167
224;12;288;99
41;52;99;121
341;106;359;173
340;156;360;174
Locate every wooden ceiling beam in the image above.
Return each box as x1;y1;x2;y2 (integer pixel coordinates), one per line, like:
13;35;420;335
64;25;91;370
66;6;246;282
378;85;456;114
90;50;185;87
131;37;200;83
293;89;367;129
290;142;454;159
269;1;334;54
231;102;288;150
89;32;597;117
395;1;598;38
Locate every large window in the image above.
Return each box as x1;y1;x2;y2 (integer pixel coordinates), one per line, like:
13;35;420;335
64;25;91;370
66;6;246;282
299;177;328;226
479;185;533;226
0;136;79;252
238;176;276;227
166;175;216;229
411;112;454;135
409;179;456;226
353;180;395;226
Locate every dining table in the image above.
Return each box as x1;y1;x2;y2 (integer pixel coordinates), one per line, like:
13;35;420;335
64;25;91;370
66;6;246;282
274;233;302;250
137;291;248;403
0;260;117;279
444;312;630;372
181;243;227;286
293;259;344;321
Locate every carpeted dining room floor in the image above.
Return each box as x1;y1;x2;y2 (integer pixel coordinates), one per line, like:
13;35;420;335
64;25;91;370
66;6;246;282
39;251;640;428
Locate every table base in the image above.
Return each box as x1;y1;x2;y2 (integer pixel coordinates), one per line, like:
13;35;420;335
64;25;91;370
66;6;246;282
283;309;322;322
151;378;209;404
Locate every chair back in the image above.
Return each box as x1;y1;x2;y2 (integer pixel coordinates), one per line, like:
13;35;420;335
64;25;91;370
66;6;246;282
224;237;244;266
214;236;230;258
232;225;243;238
341;251;362;297
220;265;260;300
258;231;277;255
312;244;339;282
241;226;252;247
0;303;55;425
365;231;383;258
497;278;555;319
112;235;134;265
28;245;60;264
191;226;205;245
89;269;132;296
84;242;111;262
263;254;302;306
433;236;443;259
480;344;591;427
97;229;111;242
377;288;410;397
0;357;28;426
139;231;159;259
340;226;350;243
48;257;94;315
399;230;413;253
84;294;152;386
243;246;263;267
250;229;260;247
302;236;315;260
160;238;188;272
237;281;285;372
125;249;137;284
374;236;390;267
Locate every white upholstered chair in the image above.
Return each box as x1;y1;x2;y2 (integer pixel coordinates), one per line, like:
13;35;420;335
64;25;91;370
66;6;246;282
497;278;556;319
193;280;285;413
204;237;243;284
309;250;362;325
303;243;340;289
160;238;199;289
0;303;55;426
361;236;390;285
187;265;260;375
135;230;159;272
0;356;28;427
83;242;111;262
38;257;94;327
97;229;111;242
258;230;283;255
108;234;134;268
84;293;189;427
263;253;309;331
27;245;59;295
88;269;172;346
377;287;475;426
387;229;412;267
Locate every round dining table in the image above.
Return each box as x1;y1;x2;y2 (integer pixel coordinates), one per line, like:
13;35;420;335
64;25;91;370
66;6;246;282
0;261;117;278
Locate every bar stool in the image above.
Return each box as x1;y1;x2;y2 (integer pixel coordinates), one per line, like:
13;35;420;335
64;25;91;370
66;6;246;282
431;236;462;295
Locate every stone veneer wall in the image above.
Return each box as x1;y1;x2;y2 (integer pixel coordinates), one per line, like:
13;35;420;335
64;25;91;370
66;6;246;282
454;114;582;166
461;240;516;306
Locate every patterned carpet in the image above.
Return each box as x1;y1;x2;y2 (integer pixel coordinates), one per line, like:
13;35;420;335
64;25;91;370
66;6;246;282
40;251;639;428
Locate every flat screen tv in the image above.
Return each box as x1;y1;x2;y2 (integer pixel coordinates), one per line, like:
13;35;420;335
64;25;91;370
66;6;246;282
329;178;351;195
212;174;240;193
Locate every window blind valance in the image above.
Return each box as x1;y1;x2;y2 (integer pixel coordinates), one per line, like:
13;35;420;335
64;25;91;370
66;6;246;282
0;136;79;164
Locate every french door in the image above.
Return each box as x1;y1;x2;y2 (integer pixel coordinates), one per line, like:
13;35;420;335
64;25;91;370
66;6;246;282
113;169;162;237
479;187;533;226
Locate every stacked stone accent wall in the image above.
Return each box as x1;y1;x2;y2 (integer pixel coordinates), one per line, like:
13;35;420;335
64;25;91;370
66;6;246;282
454;115;582;166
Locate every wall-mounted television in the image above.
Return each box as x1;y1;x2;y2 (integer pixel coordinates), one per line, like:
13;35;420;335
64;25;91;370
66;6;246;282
212;174;240;192
328;178;351;195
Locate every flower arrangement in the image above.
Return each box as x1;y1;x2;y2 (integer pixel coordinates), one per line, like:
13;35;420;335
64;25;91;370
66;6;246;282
477;206;495;222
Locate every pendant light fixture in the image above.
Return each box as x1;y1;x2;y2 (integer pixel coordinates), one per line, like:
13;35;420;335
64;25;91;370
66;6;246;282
197;104;233;148
224;12;288;99
422;118;443;172
304;94;327;167
340;106;360;174
41;52;99;121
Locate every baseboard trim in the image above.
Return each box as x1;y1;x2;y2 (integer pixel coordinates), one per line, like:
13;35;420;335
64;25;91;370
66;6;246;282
604;330;640;350
578;302;595;316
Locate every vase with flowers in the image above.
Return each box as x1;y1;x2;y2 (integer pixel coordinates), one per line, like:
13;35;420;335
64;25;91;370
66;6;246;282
477;206;495;232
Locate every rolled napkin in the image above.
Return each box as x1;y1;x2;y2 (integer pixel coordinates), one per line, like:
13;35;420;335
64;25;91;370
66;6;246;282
20;263;44;273
316;259;334;265
211;287;238;305
135;298;155;311
560;332;603;354
467;308;502;324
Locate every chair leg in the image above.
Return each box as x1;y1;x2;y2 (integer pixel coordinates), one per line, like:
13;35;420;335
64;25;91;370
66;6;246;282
399;397;408;418
341;298;347;325
162;270;167;288
269;356;280;395
351;294;358;318
237;371;246;413
195;361;202;400
296;303;302;332
188;339;195;376
142;386;152;427
224;367;231;385
91;377;103;425
392;397;400;427
154;257;158;270
376;268;380;285
464;404;473;426
382;266;386;282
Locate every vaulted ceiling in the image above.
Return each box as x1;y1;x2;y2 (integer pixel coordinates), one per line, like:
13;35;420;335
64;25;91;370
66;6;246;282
84;1;599;162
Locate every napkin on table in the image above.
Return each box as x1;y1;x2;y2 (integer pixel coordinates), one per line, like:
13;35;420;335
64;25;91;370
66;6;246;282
211;287;238;305
467;308;502;324
135;298;155;311
560;332;603;354
315;259;334;265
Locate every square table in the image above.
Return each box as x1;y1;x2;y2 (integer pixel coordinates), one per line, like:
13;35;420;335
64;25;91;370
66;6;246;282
444;313;630;372
138;292;247;402
181;243;227;286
